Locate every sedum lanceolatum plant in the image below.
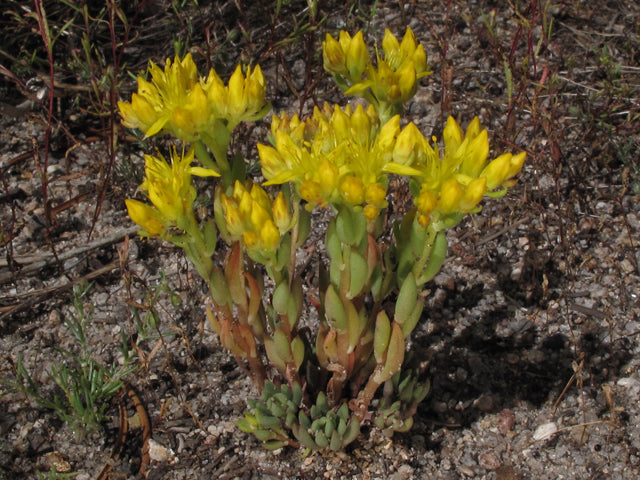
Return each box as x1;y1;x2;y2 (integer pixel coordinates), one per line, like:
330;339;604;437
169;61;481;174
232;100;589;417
119;28;525;452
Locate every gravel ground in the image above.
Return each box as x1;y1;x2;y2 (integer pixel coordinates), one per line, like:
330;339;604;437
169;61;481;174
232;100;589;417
1;1;639;479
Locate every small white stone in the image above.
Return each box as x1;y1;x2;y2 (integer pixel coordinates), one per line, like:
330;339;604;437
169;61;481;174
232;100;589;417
617;377;640;388
147;438;177;464
532;422;558;442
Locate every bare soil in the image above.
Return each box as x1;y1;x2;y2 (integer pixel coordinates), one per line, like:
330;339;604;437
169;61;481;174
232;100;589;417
1;1;639;479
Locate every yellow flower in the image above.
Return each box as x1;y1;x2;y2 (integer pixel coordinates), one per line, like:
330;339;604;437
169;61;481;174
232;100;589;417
340;28;431;110
219;181;288;254
382;28;430;77
126;146;218;236
118;89;162;134
384;116;525;227
141;146;219;222
119;54;269;143
118;54;206;140
224;65;270;129
258;104;396;219
323;31;369;82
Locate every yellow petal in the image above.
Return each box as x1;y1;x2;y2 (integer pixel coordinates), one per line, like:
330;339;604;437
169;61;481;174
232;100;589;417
438;178;463;214
346;31;368;81
443;116;464;154
125;199;166;236
481;153;511;190
259;220;281;251
460;177;487;212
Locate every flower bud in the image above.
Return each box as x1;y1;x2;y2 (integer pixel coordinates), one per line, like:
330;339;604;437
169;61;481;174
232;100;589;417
340;176;365;205
399;28;417;63
364;183;388;208
250;203;271;232
250;183;271;210
119;92;162;134
299;180;322;207
238;189;253;219
505;152;526;182
272;191;291;232
363;204;379;220
415;189;437;215
223;203;244;237
323;33;346;75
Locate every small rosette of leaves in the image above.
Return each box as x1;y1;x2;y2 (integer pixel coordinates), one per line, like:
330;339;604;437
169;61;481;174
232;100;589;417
238;382;360;453
237;380;303;450
291;392;360;452
375;368;430;437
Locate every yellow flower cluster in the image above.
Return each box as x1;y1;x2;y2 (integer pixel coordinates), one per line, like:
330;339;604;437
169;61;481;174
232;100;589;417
387;117;526;228
323;28;431;113
118;53;269;141
258;103;397;219
220;181;291;254
125;147;219;236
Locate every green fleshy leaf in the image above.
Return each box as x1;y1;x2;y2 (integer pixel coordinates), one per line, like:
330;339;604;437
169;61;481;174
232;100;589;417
348;249;369;299
201;219;218;256
264;440;287;450
272;282;291;316
314;430;329;448
325;285;347;331
292;336;305;370
374;322;405;384
395;272;417;326
373;311;391;364
326;218;343;263
336;206;366;246
254;429;278;441
418;230;447;284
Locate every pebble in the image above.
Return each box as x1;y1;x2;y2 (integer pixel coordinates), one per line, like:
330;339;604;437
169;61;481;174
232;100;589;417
390;464;414;480
458;464;476;477
617;377;640;389
147;438;177;464
474;394;496;413
497;409;516;434
532;422;558;442
478;450;501;470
